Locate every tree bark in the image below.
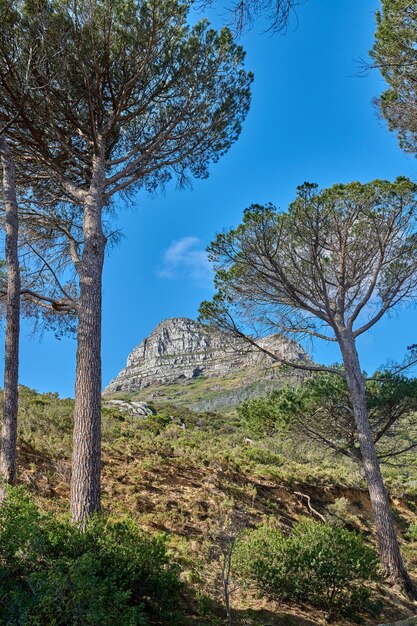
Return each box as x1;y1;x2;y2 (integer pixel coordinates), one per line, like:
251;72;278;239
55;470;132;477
0;136;21;490
70;152;106;526
338;327;415;596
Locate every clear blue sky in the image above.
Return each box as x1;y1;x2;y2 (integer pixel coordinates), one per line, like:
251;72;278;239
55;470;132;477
6;0;417;397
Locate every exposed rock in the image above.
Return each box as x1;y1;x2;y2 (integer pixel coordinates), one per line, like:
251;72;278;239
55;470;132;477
104;399;156;417
104;317;306;395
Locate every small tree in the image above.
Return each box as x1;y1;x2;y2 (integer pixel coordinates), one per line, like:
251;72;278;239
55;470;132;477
371;1;417;157
239;372;417;463
199;178;417;594
0;0;252;524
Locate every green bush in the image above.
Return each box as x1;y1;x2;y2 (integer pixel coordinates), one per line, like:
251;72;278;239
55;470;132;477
238;392;294;436
407;522;417;541
0;488;181;625
241;446;283;466
234;519;379;616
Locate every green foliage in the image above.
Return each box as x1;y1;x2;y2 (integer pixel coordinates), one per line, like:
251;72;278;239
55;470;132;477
13;385;362;489
238;390;295;436
241;446;283;466
199;178;417;361
0;0;253;195
326;497;362;529
407;522;417;541
17;386;74;454
0;488;181;625
371;0;417;156
238;371;417;463
234;520;379;616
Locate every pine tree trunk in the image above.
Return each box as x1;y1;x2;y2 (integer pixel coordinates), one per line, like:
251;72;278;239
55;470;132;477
338;327;415;596
0;136;21;490
70;153;106;526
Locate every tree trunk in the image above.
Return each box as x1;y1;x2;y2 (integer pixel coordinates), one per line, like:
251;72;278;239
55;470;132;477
338;327;415;597
0;136;21;490
70;152;106;526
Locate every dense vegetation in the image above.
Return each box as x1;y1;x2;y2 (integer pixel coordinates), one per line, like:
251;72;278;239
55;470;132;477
0;488;180;625
238;372;417;464
4;383;417;625
200;178;417;591
1;0;417;623
0;0;253;525
234;521;379;616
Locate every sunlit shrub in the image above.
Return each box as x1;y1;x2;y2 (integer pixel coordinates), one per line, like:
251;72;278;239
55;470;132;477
234;519;379;616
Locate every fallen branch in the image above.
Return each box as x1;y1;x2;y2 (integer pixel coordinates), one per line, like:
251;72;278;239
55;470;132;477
294;491;326;523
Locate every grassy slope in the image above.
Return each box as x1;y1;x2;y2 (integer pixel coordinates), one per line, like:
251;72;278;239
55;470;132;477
11;385;417;625
105;365;305;413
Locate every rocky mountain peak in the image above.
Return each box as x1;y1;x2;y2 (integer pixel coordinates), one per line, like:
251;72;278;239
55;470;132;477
104;317;306;395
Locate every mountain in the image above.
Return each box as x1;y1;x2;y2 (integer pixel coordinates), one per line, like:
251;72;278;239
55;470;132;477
103;317;307;409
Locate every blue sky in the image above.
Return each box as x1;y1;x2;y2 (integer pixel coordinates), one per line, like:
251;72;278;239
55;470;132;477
6;0;417;397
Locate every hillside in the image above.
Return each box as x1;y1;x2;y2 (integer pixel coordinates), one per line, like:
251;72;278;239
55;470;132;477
104;317;306;412
12;385;417;626
106;366;308;414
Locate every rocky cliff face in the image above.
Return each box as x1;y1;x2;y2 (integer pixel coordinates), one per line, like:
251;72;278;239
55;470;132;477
104;317;306;395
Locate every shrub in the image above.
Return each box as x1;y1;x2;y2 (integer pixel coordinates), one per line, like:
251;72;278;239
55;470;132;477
0;488;181;625
238;392;294;436
241;446;283;466
326;496;361;528
407;522;417;541
234;519;379;616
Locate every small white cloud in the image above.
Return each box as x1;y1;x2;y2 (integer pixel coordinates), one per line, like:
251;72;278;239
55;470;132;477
157;236;212;287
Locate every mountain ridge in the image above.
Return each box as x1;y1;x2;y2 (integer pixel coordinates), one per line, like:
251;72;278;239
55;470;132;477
103;317;306;397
